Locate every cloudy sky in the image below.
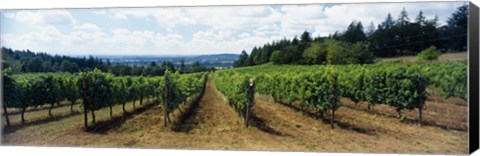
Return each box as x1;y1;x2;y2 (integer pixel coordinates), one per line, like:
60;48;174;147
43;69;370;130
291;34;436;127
0;1;467;56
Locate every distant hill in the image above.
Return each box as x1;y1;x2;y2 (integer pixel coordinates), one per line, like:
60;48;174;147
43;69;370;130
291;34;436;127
99;53;240;67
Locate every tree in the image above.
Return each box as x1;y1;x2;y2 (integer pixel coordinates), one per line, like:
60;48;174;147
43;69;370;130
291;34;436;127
325;40;357;65
259;44;273;64
410;10;427;52
22;57;43;72
292;36;300;45
251;47;262;65
233;50;249;67
302;42;327;64
415;10;426;25
279;45;297;64
397;8;410;27
269;50;282;64
369;13;397;57
342;21;367;43
351;42;375;64
60;60;74;73
180;59;186;72
42;61;54;72
161;61;176;73
444;4;468;51
395;8;413;54
300;30;313;43
366;21;376;37
381;13;395;29
131;65;144;75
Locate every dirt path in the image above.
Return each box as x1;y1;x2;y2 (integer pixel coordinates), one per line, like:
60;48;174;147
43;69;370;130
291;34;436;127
173;75;244;133
117;75;299;150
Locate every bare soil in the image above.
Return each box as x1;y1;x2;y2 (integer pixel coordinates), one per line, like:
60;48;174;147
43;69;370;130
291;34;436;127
1;75;468;154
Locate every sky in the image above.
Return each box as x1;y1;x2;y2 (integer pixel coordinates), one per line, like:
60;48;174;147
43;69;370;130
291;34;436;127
0;1;467;56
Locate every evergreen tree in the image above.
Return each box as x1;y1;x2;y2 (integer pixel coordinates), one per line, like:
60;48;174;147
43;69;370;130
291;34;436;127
233;50;249;67
366;21;376;37
445;4;468;51
300;30;313;42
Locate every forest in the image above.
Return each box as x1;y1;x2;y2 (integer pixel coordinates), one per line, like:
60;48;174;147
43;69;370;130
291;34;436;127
233;5;468;67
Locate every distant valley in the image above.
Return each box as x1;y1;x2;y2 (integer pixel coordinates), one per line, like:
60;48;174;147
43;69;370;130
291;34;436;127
96;53;240;67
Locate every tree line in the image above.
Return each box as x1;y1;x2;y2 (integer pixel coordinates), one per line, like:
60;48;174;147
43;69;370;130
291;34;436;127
234;4;468;67
1;47;213;76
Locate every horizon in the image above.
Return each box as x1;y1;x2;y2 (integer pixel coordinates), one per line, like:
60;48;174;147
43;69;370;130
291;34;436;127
1;1;467;56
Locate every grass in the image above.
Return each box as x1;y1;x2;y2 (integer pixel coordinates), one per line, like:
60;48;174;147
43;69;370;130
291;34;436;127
378;52;467;63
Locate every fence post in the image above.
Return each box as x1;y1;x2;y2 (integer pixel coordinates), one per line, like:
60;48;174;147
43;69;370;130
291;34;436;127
163;73;169;127
331;73;337;129
246;78;254;128
83;77;88;129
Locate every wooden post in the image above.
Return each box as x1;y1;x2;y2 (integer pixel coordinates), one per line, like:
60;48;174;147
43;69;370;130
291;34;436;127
83;78;88;129
418;72;424;126
163;73;169;127
246;79;253;128
331;73;337;129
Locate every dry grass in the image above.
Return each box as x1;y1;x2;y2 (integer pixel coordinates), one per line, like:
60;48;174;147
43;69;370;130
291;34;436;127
1;76;468;154
378;52;467;62
341;96;468;131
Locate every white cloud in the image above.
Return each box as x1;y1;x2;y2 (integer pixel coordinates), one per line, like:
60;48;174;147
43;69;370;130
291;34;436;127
107;8;196;31
10;10;76;25
74;23;101;31
4;12;15;18
239;32;251;38
1;2;466;55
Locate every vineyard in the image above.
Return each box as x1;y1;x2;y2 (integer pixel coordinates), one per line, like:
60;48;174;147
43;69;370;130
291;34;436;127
1;61;468;153
2;69;207;129
213;61;467;127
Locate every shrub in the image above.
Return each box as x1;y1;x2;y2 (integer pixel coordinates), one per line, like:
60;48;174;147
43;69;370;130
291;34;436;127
417;46;441;61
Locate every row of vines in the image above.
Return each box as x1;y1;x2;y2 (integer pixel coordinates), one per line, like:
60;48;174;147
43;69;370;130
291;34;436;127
2;68;207;129
212;72;255;127
213;61;467;128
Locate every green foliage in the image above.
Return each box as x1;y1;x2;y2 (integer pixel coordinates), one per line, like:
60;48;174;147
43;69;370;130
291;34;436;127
163;71;207;112
233;50;249;67
3;72;20;108
342;21;367;43
212;71;253;111
2;47;210;77
219;61;466;121
113;77;129;105
302;42;327;65
351;42;375;64
445;4;468;51
64;76;80;103
416;46;441;61
79;68;115;111
269;50;281;64
325;39;358;65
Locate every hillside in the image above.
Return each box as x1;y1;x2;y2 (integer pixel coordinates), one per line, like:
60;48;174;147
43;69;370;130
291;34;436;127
378;52;467;63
